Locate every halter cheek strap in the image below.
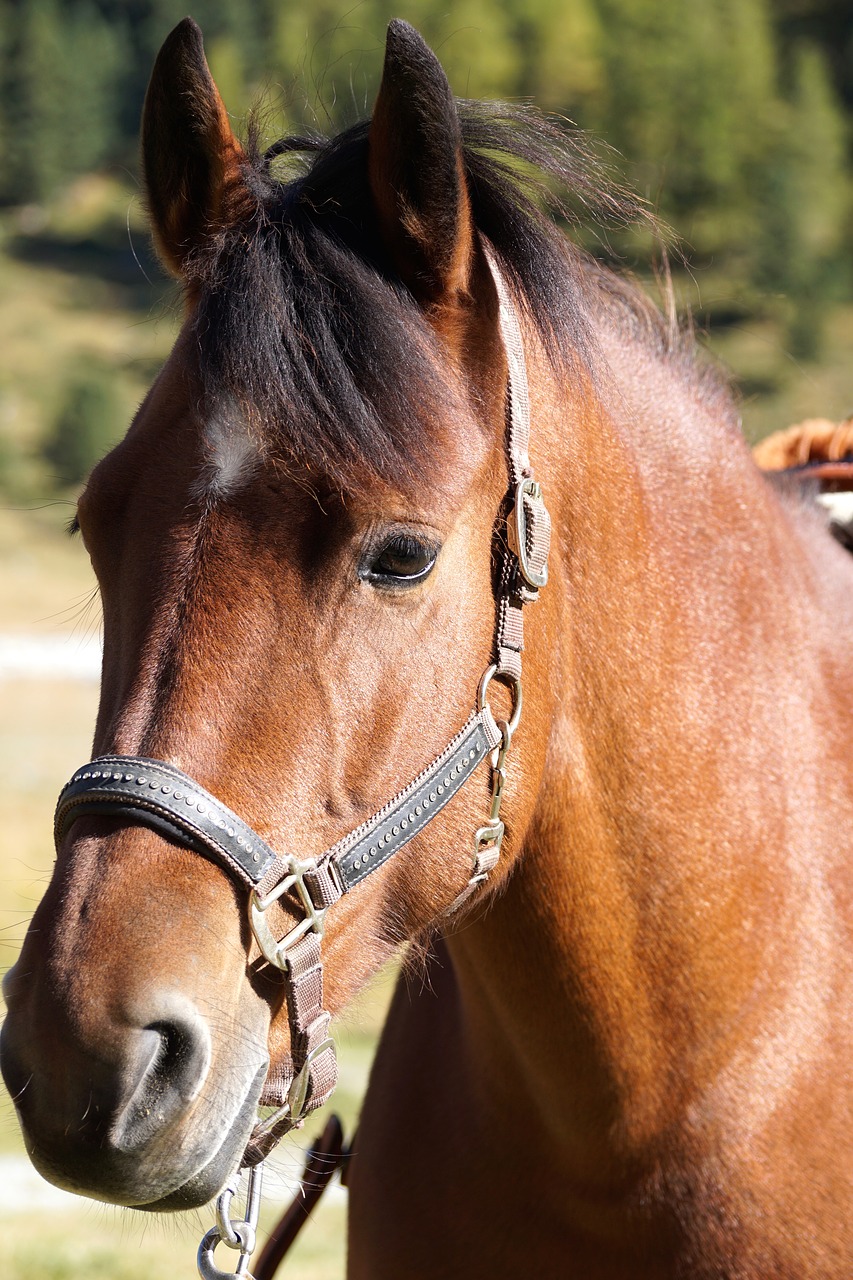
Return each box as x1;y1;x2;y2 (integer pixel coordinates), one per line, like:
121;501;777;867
52;245;550;1162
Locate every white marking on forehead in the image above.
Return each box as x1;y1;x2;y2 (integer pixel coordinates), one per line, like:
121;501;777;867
193;403;260;501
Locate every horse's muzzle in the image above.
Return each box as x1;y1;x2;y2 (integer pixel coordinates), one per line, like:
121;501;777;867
0;970;268;1209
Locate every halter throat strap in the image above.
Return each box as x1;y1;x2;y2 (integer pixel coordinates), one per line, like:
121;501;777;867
52;245;550;1159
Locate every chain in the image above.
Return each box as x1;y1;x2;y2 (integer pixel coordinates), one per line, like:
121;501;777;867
198;1163;265;1280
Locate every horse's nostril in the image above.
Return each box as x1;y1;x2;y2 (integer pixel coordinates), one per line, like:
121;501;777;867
151;1017;209;1096
111;1004;212;1152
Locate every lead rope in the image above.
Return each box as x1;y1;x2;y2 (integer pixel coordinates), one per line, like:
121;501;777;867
51;246;549;1280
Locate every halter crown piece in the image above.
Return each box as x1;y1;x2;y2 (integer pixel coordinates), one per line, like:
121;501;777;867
53;244;550;1280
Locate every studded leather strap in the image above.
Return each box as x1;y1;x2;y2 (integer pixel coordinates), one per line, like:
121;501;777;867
55;757;277;887
58;709;501;903
330;711;499;891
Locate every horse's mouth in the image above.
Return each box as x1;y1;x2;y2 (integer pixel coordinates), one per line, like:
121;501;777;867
133;1059;269;1211
11;1046;269;1212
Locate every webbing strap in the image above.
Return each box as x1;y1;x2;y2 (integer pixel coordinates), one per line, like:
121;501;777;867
483;244;551;680
486;245;531;487
243;931;336;1164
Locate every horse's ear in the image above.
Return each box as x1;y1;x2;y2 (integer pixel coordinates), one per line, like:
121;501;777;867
368;21;473;306
142;18;248;278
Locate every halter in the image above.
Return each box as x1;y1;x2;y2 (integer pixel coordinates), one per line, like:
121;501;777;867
53;246;550;1270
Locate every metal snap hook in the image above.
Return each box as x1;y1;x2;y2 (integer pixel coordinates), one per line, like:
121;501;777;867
197;1164;264;1280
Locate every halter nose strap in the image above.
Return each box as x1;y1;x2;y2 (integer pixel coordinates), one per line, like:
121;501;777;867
52;244;550;1160
54;759;279;888
54;711;501;904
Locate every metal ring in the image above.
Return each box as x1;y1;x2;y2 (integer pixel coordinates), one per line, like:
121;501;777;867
198;1227;249;1280
477;664;522;736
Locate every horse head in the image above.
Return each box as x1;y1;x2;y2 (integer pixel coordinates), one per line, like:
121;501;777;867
1;19;555;1209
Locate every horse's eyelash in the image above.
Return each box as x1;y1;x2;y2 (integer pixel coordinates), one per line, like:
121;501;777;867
66;515;80;538
386;532;432;557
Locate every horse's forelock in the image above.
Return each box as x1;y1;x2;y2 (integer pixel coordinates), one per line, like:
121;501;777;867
187;99;730;494
190;165;456;493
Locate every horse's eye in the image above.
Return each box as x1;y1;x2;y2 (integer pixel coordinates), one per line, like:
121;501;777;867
364;533;438;585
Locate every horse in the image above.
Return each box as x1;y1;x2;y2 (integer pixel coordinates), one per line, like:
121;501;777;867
4;16;853;1279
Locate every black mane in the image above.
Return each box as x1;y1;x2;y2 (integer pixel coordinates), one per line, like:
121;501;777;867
191;101;727;488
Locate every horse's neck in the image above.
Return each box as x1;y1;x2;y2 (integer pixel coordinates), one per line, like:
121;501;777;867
350;330;853;1275
446;331;853;1184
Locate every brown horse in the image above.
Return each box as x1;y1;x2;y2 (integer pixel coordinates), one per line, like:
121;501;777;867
4;17;853;1279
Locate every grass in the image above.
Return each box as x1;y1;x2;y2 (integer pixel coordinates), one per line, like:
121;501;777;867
0;176;177;498
0;505;102;934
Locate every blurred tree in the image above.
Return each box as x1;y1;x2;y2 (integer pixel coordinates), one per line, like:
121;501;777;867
591;0;780;262
0;0;851;353
758;41;849;358
262;0;399;127
519;0;604;115
678;0;780;267
62;3;123;177
1;0;68;202
0;0;123;203
0;3;7;181
412;0;522;101
773;0;853;107
44;363;121;487
591;0;683;193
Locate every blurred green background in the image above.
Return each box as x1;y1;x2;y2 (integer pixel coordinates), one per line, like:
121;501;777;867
0;0;852;1275
2;0;853;502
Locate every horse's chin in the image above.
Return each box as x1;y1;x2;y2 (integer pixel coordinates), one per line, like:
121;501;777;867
21;1059;268;1213
135;1063;267;1210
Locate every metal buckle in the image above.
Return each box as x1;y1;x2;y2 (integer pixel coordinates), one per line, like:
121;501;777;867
249;858;330;971
251;1038;337;1142
472;820;505;883
508;476;549;589
285;1037;336;1125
